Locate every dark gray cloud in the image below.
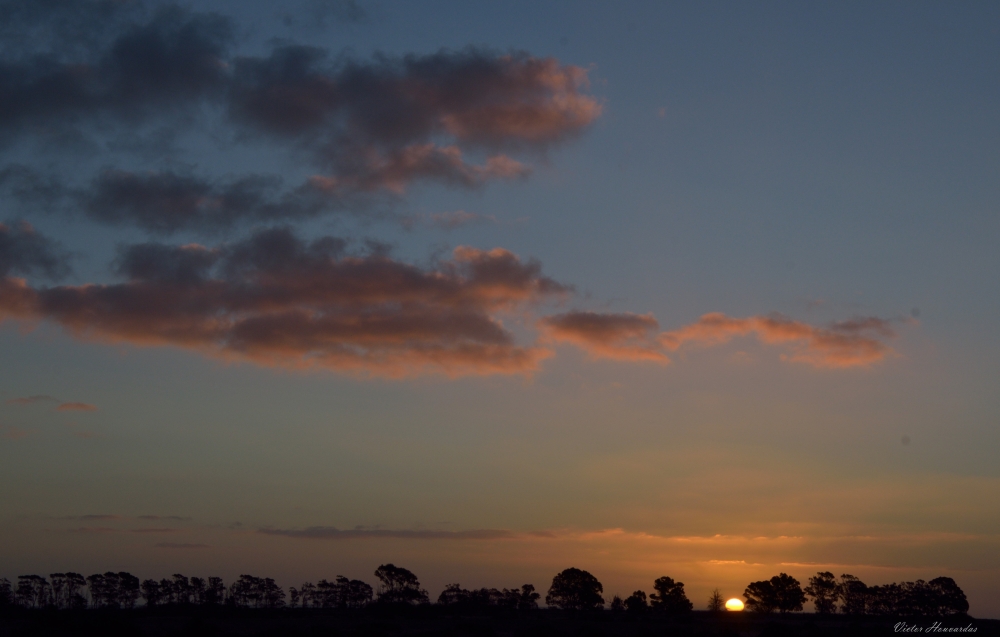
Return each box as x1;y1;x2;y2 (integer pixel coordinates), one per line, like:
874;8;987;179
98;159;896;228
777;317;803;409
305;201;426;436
0;4;233;146
260;526;517;540
0;219;70;278
0;3;599;233
229;44;600;150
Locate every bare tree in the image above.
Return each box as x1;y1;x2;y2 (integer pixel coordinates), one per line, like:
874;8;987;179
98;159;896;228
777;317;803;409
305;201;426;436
707;588;724;613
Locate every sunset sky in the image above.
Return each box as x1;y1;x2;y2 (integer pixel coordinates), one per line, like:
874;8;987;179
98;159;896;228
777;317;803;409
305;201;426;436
1;0;999;617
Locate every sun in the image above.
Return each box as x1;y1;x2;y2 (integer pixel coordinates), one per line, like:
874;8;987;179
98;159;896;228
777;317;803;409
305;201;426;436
725;598;745;611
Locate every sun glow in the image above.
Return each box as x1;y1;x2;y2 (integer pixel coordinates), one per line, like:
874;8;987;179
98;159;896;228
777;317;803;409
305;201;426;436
725;598;745;611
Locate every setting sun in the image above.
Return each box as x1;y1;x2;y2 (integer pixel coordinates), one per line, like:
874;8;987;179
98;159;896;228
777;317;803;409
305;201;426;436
725;598;745;611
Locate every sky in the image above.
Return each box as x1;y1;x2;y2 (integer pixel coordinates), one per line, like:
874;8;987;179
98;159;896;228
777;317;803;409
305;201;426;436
1;0;999;616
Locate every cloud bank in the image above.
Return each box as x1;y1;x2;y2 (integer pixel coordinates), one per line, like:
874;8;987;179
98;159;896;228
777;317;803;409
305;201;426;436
0;227;568;377
0;3;601;233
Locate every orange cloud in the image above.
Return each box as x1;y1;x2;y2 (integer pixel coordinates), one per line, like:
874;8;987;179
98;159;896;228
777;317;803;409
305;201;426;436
538;311;668;362
0;229;568;378
541;311;896;368
658;312;894;368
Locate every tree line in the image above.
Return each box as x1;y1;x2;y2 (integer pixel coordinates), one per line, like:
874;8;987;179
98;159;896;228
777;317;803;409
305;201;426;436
0;567;970;618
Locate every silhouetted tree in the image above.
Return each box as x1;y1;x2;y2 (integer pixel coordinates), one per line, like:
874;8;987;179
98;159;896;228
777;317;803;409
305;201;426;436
16;575;50;608
158;577;175;604
374;564;428;605
707;588;725;613
609;595;625;612
513;584;540;611
744;579;778;614
771;573;805;614
437;582;538;612
837;574;868;615
296;582;316;608
744;574;804;615
0;578;12;608
171;574;191;604
189;577;206;605
545;568;604;611
87;573;123;608
117;573;140;609
342;578;373;608
650;576;692;614
805;572;838;614
50;573;86;609
624;590;648;613
141;580;162;608
230;575;265;608
259;578;285;608
437;583;465;606
206;577;226;605
927;577;969;616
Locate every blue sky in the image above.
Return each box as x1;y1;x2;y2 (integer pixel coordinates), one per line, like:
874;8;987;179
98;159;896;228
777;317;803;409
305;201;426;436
1;0;998;616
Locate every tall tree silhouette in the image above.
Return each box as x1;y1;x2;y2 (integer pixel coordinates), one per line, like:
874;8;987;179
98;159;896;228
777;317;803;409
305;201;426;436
837;574;868;615
374;564;428;605
805;572;838;614
770;573;806;614
140;580;162;608
117;573;141;609
650;576;693;614
0;578;12;608
707;588;724;613
545;568;604;610
206;577;226;605
16;575;49;608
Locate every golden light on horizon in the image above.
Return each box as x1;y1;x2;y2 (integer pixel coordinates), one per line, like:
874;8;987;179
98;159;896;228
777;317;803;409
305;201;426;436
725;598;745;611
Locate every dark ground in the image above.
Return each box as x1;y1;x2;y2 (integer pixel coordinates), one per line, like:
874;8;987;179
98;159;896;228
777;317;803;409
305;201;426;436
0;608;996;637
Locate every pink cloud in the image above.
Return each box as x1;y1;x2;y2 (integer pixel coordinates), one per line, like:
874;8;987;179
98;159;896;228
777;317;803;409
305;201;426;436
541;311;896;368
0;229;569;378
658;313;894;368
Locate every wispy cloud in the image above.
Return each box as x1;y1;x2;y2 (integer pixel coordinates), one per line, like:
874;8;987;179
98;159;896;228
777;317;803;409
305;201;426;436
260;526;518;540
401;210;497;231
1;425;28;440
542;310;899;368
658;312;896;368
5;394;58;406
155;542;209;549
57;402;98;412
